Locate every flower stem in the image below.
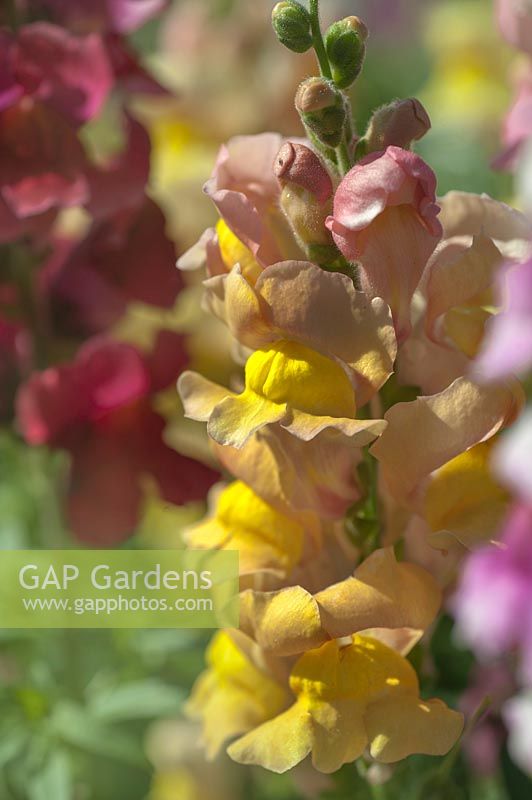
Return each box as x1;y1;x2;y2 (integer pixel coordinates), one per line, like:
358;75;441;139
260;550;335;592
309;0;332;79
308;0;352;174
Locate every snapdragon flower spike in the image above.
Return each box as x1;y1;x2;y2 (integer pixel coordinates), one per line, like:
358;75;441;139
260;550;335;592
16;334;218;543
179;262;396;448
238;547;441;657
326;146;442;341
371;376;522;549
185;480;321;578
227;634;463;773
475;258;532;381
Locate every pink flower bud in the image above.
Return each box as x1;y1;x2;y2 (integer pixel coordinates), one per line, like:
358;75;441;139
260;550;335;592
326;146;442;341
364;98;431;153
274;142;333;203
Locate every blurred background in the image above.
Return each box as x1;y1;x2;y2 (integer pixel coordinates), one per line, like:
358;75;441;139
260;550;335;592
0;0;525;798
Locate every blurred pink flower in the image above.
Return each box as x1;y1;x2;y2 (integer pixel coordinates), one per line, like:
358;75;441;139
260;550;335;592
16;334;218;543
0;317;32;420
40;0;167;34
495;69;532;171
460;664;513;776
496;0;532;55
454;504;532;683
1;23;112;126
495;410;532;503
325;146;442;340
475;258;532;381
42;198;183;335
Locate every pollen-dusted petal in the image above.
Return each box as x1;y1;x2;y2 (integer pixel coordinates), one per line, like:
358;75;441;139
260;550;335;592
178;371;234;422
239;587;326;657
227;700;314;774
370;377;522;506
366;695;464;762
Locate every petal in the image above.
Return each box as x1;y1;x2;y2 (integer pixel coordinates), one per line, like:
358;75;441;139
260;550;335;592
282;410;386;443
227;700;314;773
315;548;441;638
212;427;362;520
239;587;326;656
366;695;464;762
207;392;288;448
425;234;502;344
310;699;367;773
178;371;235;422
370;377;522;506
253;261;397;403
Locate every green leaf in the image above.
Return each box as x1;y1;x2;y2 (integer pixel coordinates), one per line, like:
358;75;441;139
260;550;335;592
50;701;147;767
27;750;72;800
88;680;184;722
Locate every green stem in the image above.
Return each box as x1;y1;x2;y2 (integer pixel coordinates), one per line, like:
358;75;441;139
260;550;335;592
309;0;332;79
308;0;352;174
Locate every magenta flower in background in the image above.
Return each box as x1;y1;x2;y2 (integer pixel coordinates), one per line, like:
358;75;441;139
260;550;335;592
495;69;532;171
475;258;532;381
495;410;532;504
454;504;532;683
496;0;532;55
42;198;183;335
325;145;442;340
39;0;167;34
16;334;218;544
1;23;112;126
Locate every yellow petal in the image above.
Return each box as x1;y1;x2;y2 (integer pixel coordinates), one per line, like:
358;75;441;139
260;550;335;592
216;219;262;283
366;695;464;762
207;392;288;448
315;548;441;639
239;586;326;656
227;699;314;774
310;699;367;773
238;549;440;656
185;481;306;576
425;439;509;549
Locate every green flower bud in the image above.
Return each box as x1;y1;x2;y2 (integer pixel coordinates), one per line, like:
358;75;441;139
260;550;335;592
272;1;312;54
324;16;368;90
295;77;346;148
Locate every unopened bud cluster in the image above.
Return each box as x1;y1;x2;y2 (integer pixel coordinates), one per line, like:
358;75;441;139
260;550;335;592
295;77;346;147
324;16;368;89
271;1;312;53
